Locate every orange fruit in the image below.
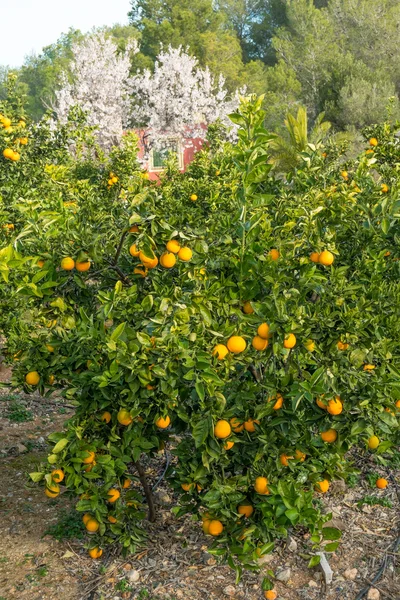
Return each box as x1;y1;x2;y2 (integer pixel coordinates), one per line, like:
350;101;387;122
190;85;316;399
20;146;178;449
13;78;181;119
178;247;192;261
238;504;253;518
214;419;231;439
230;417;244;433
321;429;337;443
257;323;270;339
376;478;388;489
155;415;171;429
327;396;343;415
46;344;54;352
134;266;148;277
60;257;75;271
269;249;279;260
319;250;334;266
295;449;306;461
37;260;45;268
213;344;229;360
108;515;118;524
244;418;260;433
381;183;389;193
368;435;380;450
243;301;254;314
208;520;224;536
316;397;327;410
25;371;40;385
252;336;268;351
86;518;100;532
123;478;132;489
139;251;158;269
160;252;176;268
315;479;330;493
396;400;400;410
280;454;293;467
341;170;348;180
82;513;92;525
190;194;198;201
310;252;320;263
101;411;111;423
2;118;11;127
363;364;375;371
3;148;14;160
117;409;133;426
181;483;195;492
202;519;211;534
82;451;96;464
129;244;140;257
283;333;296;349
129;224;139;233
254;477;269;495
224;440;234;450
166;239;180;253
51;469;64;482
107;489;120;503
44;483;60;498
304;339;315;352
337;340;349;350
88;547;103;559
76;261;90;272
369;138;378;146
264;592;277;600
269;393;283;410
48;375;55;385
227;336;246;354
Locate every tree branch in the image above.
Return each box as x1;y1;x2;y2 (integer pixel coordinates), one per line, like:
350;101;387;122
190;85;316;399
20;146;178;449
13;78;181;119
134;459;156;522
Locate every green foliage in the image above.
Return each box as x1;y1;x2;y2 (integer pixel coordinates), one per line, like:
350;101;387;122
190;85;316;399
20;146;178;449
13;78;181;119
44;509;86;541
1;86;400;573
357;495;393;509
6;401;33;423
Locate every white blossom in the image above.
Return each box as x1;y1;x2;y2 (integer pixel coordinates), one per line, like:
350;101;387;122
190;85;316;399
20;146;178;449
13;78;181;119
125;46;241;149
55;32;137;147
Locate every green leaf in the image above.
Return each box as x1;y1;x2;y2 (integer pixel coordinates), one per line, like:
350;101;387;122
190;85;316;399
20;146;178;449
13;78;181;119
29;472;44;482
308;555;321;568
192;415;211;448
110;322;126;340
52;438;69;453
195;380;205;401
324;542;339;552
322;527;342;541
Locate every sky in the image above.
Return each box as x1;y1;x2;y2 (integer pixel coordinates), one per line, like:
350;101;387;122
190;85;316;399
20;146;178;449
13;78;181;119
0;0;131;67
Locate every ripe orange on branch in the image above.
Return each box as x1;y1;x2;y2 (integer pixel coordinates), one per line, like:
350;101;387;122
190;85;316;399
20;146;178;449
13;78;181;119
227;336;246;354
214;419;231;439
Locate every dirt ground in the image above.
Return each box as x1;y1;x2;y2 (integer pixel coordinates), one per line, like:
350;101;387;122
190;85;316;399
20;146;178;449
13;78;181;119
0;363;399;600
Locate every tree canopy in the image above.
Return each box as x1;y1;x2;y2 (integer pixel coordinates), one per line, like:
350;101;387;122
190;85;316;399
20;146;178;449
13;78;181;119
3;0;400;132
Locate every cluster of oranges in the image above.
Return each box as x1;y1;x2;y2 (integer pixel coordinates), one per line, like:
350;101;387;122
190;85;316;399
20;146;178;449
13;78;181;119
129;236;192;277
114;407;170;429
1;114;28;161
107;172;118;188
213;320;297;360
44;468;65;498
60;257;91;272
310;249;335;266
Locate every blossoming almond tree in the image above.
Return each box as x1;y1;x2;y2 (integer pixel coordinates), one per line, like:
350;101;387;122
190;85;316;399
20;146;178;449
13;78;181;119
55;32;137;147
126;46;242;149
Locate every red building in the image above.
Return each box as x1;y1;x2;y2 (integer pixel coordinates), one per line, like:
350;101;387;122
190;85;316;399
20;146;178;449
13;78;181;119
135;128;206;180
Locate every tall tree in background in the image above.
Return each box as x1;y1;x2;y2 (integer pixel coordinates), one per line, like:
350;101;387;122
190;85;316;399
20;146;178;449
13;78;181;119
55;33;136;147
19;30;82;121
216;0;287;64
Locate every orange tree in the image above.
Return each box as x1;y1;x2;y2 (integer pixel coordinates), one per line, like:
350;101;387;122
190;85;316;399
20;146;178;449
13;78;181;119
1;79;400;576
